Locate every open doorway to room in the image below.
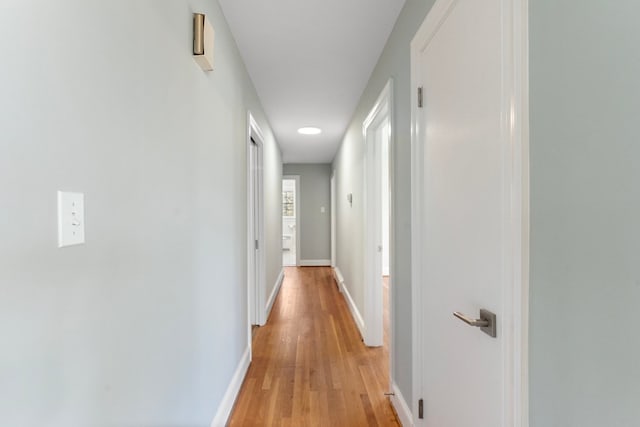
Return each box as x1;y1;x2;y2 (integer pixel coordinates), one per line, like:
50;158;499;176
282;175;300;267
363;79;394;392
247;113;266;331
363;80;393;340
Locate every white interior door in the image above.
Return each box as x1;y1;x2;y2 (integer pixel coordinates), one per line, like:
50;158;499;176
411;0;527;425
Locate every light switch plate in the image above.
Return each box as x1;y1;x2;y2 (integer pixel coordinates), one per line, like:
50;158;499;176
57;191;85;247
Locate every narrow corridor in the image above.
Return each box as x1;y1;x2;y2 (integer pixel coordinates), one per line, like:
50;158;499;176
228;267;398;426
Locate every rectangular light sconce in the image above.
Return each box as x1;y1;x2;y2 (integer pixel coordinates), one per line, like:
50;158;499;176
193;13;214;71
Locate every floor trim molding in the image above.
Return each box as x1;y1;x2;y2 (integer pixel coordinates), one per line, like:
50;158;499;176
334;267;365;340
300;259;331;266
265;268;285;319
210;346;250;427
390;381;413;426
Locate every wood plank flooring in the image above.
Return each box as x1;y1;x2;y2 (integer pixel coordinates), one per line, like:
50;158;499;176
228;267;399;426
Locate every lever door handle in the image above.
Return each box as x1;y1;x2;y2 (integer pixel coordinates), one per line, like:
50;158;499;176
453;309;497;338
453;312;489;327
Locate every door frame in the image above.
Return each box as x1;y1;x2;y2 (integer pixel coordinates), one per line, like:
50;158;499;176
247;112;266;340
330;170;336;268
282;174;301;267
363;79;394;350
410;0;529;425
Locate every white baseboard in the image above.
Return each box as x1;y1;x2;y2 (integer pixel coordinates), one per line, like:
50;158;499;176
265;268;284;319
210;347;251;427
390;381;413;426
299;259;331;266
333;267;343;290
333;266;365;340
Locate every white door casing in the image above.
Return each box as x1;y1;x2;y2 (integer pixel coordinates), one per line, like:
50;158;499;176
330;171;336;268
363;80;394;349
410;0;529;426
247;112;266;335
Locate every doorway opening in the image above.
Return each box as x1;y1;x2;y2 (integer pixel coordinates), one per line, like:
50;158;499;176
247;113;266;340
282;175;300;267
363;80;394;375
330;171;336;269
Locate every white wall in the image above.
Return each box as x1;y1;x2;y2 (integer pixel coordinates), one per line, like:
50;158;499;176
0;1;281;425
332;0;437;406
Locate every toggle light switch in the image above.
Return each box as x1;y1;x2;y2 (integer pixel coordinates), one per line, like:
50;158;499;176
57;191;85;247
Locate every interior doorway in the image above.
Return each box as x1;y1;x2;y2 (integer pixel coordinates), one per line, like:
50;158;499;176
247;113;266;335
330;171;336;268
363;79;394;355
282;175;300;267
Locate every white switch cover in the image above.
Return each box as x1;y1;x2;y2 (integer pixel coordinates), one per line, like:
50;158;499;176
320;206;326;213
58;191;85;247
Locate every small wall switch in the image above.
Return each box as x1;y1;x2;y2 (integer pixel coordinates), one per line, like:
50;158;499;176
58;191;85;248
320;206;326;213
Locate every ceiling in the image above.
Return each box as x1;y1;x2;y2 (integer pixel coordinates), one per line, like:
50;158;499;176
218;0;406;163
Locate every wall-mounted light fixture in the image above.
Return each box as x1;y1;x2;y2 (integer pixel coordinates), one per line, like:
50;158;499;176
193;13;214;71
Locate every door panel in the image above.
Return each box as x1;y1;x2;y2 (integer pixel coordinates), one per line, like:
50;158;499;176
417;0;506;425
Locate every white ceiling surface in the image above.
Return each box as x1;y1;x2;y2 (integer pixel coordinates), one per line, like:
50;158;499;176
218;0;406;163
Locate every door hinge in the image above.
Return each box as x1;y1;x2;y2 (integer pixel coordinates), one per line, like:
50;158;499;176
255;239;259;250
418;87;423;108
418;398;424;419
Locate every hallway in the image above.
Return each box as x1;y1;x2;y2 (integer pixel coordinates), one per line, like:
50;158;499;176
229;267;398;426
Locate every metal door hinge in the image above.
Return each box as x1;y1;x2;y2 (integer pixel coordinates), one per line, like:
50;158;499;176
255;239;259;250
418;87;423;108
418;398;424;419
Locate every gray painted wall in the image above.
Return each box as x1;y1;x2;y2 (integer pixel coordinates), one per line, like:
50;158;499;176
332;0;436;406
0;1;281;425
283;164;332;262
530;1;640;425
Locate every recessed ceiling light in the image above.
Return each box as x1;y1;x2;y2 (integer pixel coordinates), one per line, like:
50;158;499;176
297;127;322;135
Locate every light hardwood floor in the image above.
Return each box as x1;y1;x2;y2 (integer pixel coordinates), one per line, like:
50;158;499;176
228;267;399;426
